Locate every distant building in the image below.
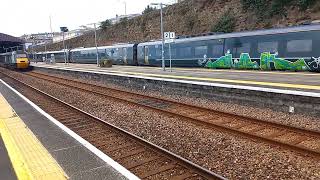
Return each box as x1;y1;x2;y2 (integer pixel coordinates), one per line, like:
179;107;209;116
109;14;141;25
52;28;92;43
21;33;53;45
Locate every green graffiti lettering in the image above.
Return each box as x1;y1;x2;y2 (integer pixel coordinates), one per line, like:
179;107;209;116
206;53;232;69
207;52;311;71
234;53;259;70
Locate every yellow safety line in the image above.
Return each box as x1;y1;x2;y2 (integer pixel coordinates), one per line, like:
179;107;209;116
42;64;320;90
0;94;67;180
107;71;320;90
166;67;320;76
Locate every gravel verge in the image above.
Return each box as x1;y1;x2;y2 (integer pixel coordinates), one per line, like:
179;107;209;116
4;70;320;179
35;70;320;134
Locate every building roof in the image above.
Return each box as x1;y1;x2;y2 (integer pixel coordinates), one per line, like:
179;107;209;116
0;33;24;43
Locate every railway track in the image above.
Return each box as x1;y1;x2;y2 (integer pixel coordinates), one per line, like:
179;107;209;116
24;71;320;158
0;72;225;180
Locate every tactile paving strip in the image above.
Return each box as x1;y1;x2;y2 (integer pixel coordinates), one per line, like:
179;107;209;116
0;93;67;180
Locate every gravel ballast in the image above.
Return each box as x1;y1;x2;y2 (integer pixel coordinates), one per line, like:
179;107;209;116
4;70;320;179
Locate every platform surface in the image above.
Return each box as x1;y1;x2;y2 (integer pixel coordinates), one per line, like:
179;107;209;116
0;135;17;180
32;62;320;94
0;79;131;180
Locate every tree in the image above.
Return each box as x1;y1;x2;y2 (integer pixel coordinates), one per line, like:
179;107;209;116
142;5;156;14
100;19;112;30
211;11;236;33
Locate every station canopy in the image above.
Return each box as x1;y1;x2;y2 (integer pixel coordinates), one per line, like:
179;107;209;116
0;33;24;53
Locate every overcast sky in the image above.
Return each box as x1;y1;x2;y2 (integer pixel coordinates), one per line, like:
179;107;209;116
1;0;175;37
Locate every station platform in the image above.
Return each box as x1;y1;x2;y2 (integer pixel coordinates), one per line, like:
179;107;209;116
32;62;320;95
31;62;320;117
0;79;137;179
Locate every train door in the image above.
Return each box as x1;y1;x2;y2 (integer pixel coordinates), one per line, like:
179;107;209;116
133;44;138;65
123;48;128;65
144;46;149;65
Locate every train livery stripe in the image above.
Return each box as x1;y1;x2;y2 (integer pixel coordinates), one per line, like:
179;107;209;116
0;93;67;180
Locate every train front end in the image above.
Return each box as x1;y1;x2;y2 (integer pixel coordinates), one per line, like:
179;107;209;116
15;52;30;69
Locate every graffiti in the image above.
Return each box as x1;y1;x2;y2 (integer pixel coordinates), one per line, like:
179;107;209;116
205;52;319;72
206;53;232;69
309;57;320;69
260;52;308;71
233;53;259;70
198;54;208;66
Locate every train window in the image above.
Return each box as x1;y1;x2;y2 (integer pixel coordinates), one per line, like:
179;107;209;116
258;41;278;53
212;45;224;57
165;45;177;58
16;54;27;58
155;46;162;57
195;46;207;56
233;43;251;56
180;47;192;57
287;40;312;53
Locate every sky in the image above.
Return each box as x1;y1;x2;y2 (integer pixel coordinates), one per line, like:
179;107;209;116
1;0;176;37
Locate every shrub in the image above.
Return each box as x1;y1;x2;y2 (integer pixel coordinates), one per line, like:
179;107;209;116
99;59;112;67
100;19;112;30
211;11;236;33
241;0;316;20
142;5;156;14
298;0;316;10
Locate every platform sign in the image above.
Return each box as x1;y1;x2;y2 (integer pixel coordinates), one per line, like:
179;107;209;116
164;32;176;72
164;32;175;40
165;39;175;43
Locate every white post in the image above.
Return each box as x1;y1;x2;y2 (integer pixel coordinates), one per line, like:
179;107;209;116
44;43;47;62
94;23;99;67
63;32;66;65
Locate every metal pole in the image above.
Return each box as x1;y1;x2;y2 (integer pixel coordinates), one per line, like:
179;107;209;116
94;23;99;66
160;3;165;71
169;41;172;72
45;43;47;62
63;32;66;65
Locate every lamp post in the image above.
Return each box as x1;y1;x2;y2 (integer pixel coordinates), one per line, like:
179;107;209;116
94;23;99;67
86;23;99;66
60;27;69;65
124;1;127;15
151;2;167;71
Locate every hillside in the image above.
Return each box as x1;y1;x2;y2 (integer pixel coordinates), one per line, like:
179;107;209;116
35;0;320;51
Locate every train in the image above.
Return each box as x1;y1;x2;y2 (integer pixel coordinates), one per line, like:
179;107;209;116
35;24;320;72
0;50;30;70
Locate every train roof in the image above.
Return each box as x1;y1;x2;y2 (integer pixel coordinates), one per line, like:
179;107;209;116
0;52;12;56
138;24;320;46
71;43;136;52
0;51;26;56
41;50;65;54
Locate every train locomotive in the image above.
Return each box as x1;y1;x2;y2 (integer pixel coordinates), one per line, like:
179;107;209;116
35;24;320;72
0;50;30;70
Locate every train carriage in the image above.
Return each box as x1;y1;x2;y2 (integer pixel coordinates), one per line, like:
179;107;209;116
70;44;138;65
137;24;320;71
0;51;30;69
